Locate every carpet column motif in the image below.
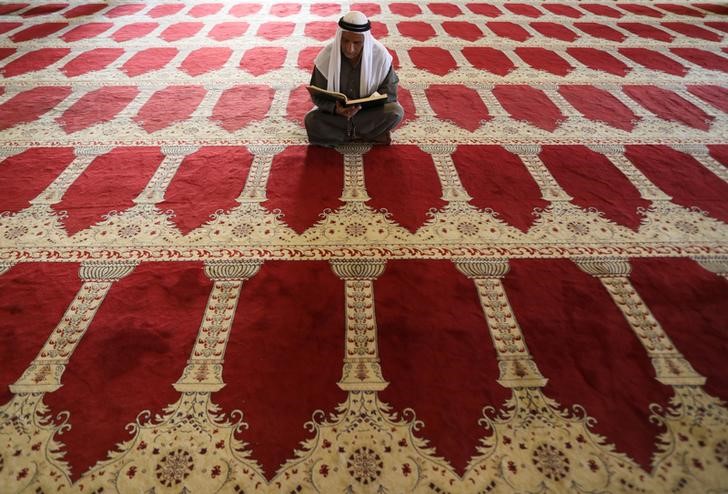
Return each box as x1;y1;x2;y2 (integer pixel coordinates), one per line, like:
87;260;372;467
77;259;269;491
0;260;138;492
574;257;706;386
420;144;471;203
330;258;388;391
339;143;371;202
1;147;111;243
574;256;728;491
134;145;198;205
447;257;645;492
587;144;671;201
692;255;728;280
673;144;728;183
237;145;285;203
454;258;546;388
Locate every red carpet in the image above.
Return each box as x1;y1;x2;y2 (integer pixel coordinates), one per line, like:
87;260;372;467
1;1;727;492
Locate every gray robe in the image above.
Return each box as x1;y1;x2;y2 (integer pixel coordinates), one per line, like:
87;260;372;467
305;56;404;146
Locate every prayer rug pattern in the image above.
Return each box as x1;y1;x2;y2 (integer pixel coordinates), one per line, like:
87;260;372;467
0;0;727;492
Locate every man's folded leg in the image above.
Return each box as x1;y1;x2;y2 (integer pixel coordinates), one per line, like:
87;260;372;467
351;102;404;144
304;109;349;147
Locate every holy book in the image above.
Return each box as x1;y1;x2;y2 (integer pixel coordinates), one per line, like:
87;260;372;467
306;85;388;109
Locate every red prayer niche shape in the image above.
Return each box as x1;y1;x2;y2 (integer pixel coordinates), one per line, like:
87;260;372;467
486;21;531;42
0;23;22;36
56;86;139;134
396;87;417;127
0;4;29;15
310;3;340;16
539;145;650;231
617;22;674;42
270;3;301;17
580;3;623;18
541;4;583;18
462;47;516;76
210;85;275;132
363;145;446;233
159;22;204;42
285;84;313;127
350;3;381;16
389;3;421;17
304;21;337;41
617;3;664;18
147;3;185;18
207;22;248;41
180;47;232;76
426;85;490;132
492;85;566;132
264;146;344;234
515;47;573;77
120;48;178;77
567;47;631;77
465;3;502;17
188;3;224;17
256;22;295;41
61;22;114;42
0;148;76;214
558;85;640;132
626;145;728;223
670;48;728;73
229;3;261;17
52;147;164;236
111;22;159;42
686;85;728;114
63;3;106;18
397;21;436;41
10;22;68;42
105;3;145;17
428;3;462;17
297;46;323;71
133;86;207;133
409;47;457;76
441;21;483;41
370;21;388;38
1;48;70;78
573;22;627;42
21;3;68;17
618;48;687;77
239;47;287;76
529;22;579;42
622;85;714;131
0;86;71;132
158;147;253;235
503;3;543;17
661;22;722;42
451;145;548;232
60;48;125;77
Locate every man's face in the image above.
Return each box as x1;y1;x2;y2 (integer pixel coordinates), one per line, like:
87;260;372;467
341;31;364;61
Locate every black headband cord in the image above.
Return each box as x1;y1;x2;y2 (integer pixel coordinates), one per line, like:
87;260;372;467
338;18;371;32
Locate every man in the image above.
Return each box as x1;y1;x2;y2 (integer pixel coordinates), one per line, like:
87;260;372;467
305;11;404;147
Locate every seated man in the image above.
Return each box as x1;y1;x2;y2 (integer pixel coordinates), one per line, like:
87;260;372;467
305;11;404;147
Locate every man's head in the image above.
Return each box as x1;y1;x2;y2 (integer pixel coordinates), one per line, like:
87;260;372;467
338;11;370;62
341;31;364;61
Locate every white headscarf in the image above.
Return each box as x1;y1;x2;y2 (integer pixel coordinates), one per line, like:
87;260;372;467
313;11;393;97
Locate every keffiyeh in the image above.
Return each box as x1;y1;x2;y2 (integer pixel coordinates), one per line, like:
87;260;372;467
313;11;393;97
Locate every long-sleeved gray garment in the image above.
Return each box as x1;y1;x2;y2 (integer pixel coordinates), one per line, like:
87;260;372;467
305;56;404;146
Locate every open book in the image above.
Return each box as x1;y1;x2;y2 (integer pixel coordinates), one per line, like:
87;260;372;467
306;85;388;109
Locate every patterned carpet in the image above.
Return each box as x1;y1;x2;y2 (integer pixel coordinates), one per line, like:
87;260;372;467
1;0;727;492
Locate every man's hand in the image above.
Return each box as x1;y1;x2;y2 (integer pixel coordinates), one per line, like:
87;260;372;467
335;101;361;119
